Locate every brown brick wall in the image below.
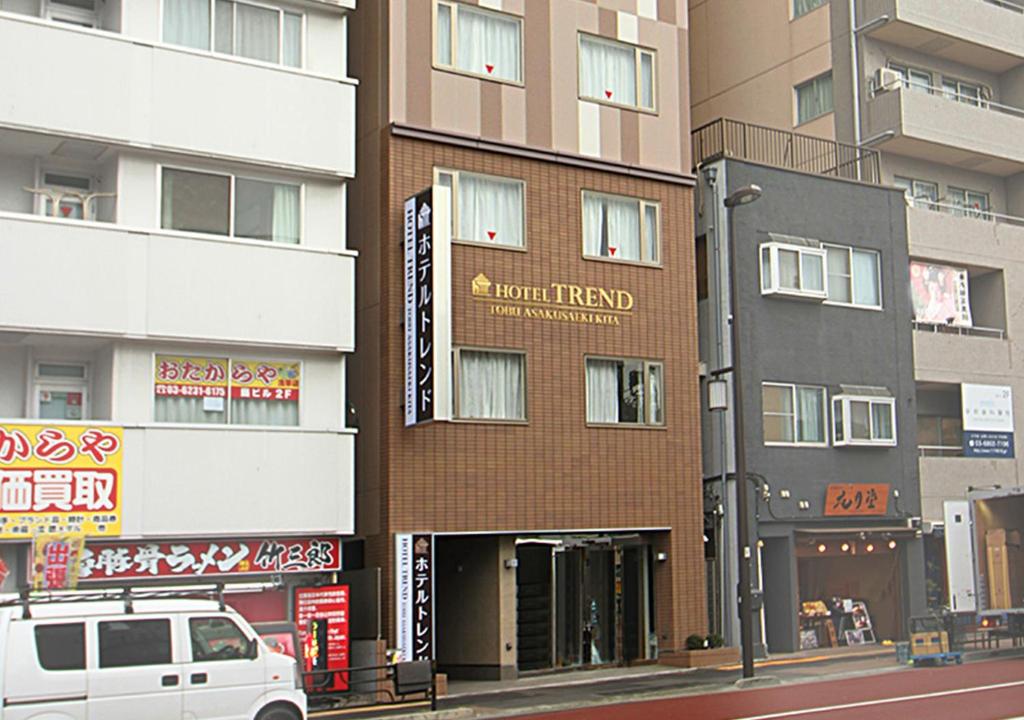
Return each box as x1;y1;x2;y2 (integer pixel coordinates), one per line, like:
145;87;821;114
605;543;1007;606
358;134;706;650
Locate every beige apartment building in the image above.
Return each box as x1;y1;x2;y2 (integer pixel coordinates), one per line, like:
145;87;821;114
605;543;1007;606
690;0;1024;611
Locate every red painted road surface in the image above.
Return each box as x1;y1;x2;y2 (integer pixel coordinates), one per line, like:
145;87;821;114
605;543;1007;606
516;658;1024;719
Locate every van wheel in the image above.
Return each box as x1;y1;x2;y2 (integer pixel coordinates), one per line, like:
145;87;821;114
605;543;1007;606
256;704;301;720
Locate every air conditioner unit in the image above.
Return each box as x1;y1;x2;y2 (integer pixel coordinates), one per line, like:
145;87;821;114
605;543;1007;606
873;67;902;94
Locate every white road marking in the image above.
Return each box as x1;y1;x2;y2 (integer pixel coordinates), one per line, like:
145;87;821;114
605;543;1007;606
733;679;1024;720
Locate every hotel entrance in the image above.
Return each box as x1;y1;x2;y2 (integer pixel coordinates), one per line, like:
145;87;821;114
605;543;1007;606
516;537;652;672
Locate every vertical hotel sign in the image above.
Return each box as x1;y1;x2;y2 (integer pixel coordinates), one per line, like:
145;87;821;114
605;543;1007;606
404;186;451;426
0;424;122;538
395;533;434;661
962;384;1014;458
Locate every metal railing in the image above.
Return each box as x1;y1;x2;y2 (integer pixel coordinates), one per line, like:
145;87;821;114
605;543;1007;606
918;445;964;457
912;320;1006;340
692;118;881;184
302;660;438;712
874;80;1024;121
906;198;1024;229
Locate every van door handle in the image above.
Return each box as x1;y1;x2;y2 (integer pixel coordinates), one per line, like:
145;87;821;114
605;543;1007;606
190;673;208;684
161;675;179;687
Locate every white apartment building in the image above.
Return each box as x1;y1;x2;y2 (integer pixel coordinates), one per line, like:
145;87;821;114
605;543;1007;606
0;0;356;613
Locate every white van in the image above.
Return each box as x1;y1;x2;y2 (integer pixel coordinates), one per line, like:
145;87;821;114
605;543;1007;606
0;596;306;720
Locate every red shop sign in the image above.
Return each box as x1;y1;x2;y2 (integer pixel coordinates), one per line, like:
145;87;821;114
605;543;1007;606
76;537;341;581
296;585;350;692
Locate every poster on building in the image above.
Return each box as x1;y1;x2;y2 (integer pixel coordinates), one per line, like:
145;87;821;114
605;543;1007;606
0;424;123;538
295;585;350;692
154;356;229;398
909;262;972;327
76;536;341;581
824;483;890;516
32;533;85;590
962;384;1014;458
394;533;434;661
404;186;451;427
230;361;301;401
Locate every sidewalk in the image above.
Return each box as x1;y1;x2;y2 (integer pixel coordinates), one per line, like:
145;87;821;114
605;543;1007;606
308;643;1024;720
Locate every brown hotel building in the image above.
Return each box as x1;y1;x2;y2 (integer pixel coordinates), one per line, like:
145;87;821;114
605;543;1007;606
349;0;703;679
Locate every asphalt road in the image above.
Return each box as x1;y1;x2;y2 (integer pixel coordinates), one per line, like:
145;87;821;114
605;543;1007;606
511;657;1024;720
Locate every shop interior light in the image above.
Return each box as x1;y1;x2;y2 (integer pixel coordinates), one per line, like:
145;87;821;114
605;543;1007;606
888;539;897;550
817;543;827;553
841;542;851;552
866;543;875;553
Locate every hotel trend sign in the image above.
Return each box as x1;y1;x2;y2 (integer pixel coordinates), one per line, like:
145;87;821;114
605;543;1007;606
404;186;452;426
471;273;635;326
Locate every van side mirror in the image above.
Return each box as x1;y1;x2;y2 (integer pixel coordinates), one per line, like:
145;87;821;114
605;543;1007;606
245;638;259;660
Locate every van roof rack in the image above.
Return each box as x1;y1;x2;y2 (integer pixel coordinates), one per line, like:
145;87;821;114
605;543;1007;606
2;583;229;620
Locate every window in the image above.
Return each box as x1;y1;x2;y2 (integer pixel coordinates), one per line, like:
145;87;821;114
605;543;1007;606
161;168;300;244
917;415;962;450
833;395;896;446
35;624;85;671
762;383;826;445
793;0;827;18
948;187;991;219
99;619;173;668
435;169;525;248
795;72;833;124
579;34;656;111
824;245;881;308
189;617;254;661
942;77;986;107
154;355;300;426
164;0;302;67
45;0;97;27
582;192;659;264
893;176;938;210
888;64;932;94
36;172;92;221
435;1;522;83
34;362;88;421
454;349;525;421
586;357;663;426
759;241;827;300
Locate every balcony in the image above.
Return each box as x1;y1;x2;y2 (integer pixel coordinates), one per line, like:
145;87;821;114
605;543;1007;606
119;425;354;537
918;455;1018;520
865;84;1024;176
860;0;1024;73
0;213;355;351
0;13;355;176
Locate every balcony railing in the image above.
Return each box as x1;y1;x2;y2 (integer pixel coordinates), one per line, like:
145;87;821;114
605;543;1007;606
874;80;1024;121
692;118;882;184
918;445;964;457
912;320;1006;340
906;198;1024;228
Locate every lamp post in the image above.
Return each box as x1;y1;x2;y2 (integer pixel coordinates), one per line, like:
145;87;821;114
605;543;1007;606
724;184;762;679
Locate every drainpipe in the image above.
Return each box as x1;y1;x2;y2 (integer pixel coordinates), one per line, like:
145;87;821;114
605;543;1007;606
849;0;862;178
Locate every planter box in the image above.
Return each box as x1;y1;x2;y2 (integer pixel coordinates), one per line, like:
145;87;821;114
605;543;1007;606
659;646;740;668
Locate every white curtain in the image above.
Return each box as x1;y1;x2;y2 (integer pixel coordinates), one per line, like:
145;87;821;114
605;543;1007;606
648;365;663;424
801;253;824;293
644;205;658;262
826;247;851;303
852;250;880;306
580;36;636;106
872;403;893;440
459;351;524;420
231;399;299;426
850;400;871;439
583;194;640;260
283;13;302;67
796;387;823;442
797;73;833;123
457;5;521;82
155;397;225;424
214;0;232;53
458;174;523;247
272;185;300;244
164;0;211;50
236;2;279;63
639;52;654;108
777;249;800;289
436;3;453;65
586;360;620;423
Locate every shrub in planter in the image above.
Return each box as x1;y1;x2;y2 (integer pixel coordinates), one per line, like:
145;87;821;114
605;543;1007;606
706;633;725;648
685;633;708;650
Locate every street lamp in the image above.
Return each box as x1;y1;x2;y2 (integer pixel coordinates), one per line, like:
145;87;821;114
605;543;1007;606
724;183;762;679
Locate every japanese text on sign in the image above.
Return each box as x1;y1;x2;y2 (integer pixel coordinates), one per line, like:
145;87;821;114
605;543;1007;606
77;537;341;580
405;190;436;426
296;585;350;692
155;356;301;404
0;424;122;538
824;484;890;517
395;533;434;661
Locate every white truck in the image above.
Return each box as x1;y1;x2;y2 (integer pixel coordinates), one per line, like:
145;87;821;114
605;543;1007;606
945;486;1024;639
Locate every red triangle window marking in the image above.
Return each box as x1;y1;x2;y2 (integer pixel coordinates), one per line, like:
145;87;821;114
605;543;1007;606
486;64;495;74
609;247;617;256
487;231;496;240
605;90;613;99
61;206;72;217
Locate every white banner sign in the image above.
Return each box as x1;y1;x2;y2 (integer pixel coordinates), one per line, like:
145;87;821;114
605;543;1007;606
962;384;1014;432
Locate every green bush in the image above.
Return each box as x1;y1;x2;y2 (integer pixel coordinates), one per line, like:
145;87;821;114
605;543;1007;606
685;633;707;650
706;633;725;648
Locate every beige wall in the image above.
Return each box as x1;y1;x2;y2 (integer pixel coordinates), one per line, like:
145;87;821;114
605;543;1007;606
689;0;833;136
388;0;691;175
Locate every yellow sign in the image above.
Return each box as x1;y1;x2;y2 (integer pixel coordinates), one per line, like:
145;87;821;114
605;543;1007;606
154;355;229;397
230;360;301;401
32;533;85;590
471;273;634;326
0;424;123;538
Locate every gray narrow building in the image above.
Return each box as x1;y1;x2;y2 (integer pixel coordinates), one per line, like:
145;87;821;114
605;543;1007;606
695;136;927;654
